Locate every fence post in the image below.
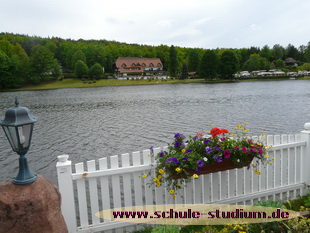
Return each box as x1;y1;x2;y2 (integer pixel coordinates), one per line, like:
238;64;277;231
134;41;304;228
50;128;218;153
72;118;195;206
56;155;77;233
301;123;310;189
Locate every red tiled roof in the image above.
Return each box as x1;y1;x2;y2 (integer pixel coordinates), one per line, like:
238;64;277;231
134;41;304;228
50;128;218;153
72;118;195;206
115;57;163;73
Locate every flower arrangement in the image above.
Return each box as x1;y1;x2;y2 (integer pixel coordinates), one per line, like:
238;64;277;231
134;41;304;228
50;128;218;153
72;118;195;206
143;123;274;198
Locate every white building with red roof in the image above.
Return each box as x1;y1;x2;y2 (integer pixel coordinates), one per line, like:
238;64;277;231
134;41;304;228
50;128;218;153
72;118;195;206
113;57;164;78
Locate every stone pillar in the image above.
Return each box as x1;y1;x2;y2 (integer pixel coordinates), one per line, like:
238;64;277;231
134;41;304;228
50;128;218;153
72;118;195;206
0;175;68;233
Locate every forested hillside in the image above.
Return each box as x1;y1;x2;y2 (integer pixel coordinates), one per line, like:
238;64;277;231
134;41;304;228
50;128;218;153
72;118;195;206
1;33;310;89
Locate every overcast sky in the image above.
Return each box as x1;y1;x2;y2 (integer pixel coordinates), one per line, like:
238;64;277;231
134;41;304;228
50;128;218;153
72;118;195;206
1;0;309;49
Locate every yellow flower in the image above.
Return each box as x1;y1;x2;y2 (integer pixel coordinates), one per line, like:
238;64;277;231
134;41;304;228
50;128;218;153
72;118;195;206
254;170;261;175
156;182;161;187
172;195;177;199
158;169;165;174
251;164;256;167
265;154;270;158
169;189;175;195
182;149;186;153
260;133;265;136
147;154;151;157
272;157;275;161
153;178;158;182
257;142;262;146
300;206;306;211
142;174;148;178
243;122;248;125
175;167;181;172
157;175;162;179
193;174;199;179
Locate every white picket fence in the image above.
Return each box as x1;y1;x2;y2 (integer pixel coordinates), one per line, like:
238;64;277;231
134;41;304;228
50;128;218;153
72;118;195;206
57;125;310;233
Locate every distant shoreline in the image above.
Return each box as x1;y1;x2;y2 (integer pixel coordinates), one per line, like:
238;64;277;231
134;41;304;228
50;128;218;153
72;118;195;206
1;76;310;92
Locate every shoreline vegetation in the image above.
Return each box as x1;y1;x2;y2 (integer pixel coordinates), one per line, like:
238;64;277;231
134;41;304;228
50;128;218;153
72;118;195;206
2;76;309;92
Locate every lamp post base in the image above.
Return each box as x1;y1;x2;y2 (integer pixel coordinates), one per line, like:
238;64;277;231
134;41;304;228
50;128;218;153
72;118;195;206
13;154;38;185
13;175;38;185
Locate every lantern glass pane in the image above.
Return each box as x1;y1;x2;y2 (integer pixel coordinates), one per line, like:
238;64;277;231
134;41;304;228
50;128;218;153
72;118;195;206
2;126;19;152
19;124;32;149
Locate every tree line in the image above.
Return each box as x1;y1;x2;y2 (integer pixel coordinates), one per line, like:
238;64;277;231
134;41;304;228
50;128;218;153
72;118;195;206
1;32;310;89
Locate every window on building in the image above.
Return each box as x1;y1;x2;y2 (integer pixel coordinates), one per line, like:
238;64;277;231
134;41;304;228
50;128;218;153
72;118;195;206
131;63;136;66
149;63;154;67
157;63;162;67
122;63;127;67
142;63;146;66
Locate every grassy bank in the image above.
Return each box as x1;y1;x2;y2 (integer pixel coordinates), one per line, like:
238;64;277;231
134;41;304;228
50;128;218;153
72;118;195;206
3;76;310;92
10;78;205;91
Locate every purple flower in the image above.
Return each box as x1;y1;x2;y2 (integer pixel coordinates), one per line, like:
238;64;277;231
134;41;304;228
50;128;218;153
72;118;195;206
213;156;222;163
224;150;231;159
149;146;154;154
166;157;179;164
180;157;188;162
174;133;186;139
159;151;165;157
185;149;192;153
174;141;182;148
215;146;221;151
220;137;226;141
234;146;240;150
203;139;211;144
195;167;200;174
197;160;205;168
205;147;213;154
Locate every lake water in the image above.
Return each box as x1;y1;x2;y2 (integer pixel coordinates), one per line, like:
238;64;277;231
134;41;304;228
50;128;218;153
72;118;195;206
0;80;310;184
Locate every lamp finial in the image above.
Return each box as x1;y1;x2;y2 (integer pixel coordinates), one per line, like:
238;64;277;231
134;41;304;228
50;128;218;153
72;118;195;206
15;97;19;107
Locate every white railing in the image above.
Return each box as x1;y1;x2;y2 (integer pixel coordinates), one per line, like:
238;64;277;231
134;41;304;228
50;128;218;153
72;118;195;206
56;125;310;233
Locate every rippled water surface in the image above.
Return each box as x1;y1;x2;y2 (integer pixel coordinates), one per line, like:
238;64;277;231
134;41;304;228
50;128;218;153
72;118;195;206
1;80;310;184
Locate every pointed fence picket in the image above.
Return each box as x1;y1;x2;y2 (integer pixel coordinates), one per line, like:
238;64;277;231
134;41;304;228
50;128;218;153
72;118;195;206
57;128;310;233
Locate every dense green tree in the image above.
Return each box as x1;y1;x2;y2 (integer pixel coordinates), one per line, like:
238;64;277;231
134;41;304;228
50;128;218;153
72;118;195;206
29;45;58;83
71;50;86;69
219;50;239;79
199;50;219;80
84;44;105;68
11;43;30;84
187;49;200;72
74;60;89;78
237;48;250;68
51;61;62;79
89;63;103;80
299;63;310;70
272;44;285;60
259;45;272;61
274;59;285;68
248;46;260;55
169;45;178;77
0;49;13;88
286;44;299;59
242;54;270;71
0;39;13;57
104;55;113;73
180;63;188;79
304;42;310;63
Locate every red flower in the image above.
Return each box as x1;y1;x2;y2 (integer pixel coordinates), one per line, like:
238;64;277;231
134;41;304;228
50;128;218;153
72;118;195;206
210;128;220;135
210;128;229;138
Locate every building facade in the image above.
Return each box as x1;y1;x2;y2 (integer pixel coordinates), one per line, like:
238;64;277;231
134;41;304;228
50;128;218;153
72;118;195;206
113;57;164;78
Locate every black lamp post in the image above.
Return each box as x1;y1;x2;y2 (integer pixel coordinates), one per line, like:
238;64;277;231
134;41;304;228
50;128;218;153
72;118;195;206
0;98;38;185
